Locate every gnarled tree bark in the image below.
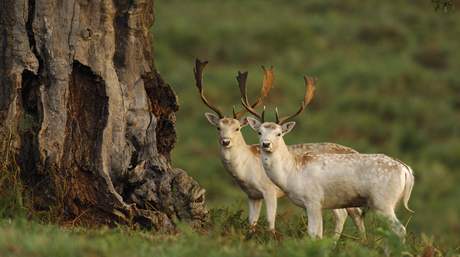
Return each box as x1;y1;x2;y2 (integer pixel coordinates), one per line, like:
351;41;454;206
0;0;207;230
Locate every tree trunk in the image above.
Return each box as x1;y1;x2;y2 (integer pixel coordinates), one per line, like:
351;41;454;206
0;0;207;230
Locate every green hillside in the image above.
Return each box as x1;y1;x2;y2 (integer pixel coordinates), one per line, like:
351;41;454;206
154;0;460;242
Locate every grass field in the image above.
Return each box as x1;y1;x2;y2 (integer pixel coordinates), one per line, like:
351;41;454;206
1;0;460;256
0;210;456;257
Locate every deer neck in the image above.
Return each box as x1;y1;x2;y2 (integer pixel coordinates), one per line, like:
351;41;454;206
219;132;251;167
260;138;295;190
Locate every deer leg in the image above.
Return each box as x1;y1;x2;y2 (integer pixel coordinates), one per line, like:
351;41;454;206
264;192;278;232
306;205;323;239
332;209;347;241
248;198;262;232
375;207;406;240
347;208;367;240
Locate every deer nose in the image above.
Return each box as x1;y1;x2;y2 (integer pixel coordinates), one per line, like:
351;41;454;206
262;142;271;148
221;139;231;146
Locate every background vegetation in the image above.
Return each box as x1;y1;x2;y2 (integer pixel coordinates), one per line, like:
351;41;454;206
1;0;459;256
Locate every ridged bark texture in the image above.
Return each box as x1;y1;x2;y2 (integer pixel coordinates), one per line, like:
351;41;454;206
0;0;207;230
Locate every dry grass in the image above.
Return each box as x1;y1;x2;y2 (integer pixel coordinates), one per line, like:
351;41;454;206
0;126;25;217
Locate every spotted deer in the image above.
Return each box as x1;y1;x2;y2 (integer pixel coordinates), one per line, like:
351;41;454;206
242;75;414;239
194;59;366;239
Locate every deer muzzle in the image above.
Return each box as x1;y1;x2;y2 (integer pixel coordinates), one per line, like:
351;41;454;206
261;141;273;152
221;138;231;147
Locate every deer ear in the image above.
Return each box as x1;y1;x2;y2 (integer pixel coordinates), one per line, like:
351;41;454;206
246;117;261;131
238;117;248;128
204;112;220;127
281;121;296;135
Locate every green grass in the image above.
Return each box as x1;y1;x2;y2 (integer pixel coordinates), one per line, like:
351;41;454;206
1;209;458;257
152;0;460;243
2;0;460;256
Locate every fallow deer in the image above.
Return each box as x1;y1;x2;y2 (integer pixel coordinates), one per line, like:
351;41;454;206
194;59;366;239
243;75;414;239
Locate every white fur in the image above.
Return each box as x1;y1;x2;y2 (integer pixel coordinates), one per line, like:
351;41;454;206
205;113;366;238
247;118;414;239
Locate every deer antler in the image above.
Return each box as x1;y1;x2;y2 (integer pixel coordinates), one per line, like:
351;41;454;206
237;71;268;122
253;66;275;108
233;66;275;119
194;58;224;118
275;75;316;124
233;66;275;118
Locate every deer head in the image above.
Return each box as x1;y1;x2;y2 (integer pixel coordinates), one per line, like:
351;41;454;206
194;58;273;149
243;75;316;153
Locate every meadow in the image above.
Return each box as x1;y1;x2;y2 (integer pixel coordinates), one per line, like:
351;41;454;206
1;0;459;256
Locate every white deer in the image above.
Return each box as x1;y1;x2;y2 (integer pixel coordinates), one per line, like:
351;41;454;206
243;75;415;239
194;59;366;239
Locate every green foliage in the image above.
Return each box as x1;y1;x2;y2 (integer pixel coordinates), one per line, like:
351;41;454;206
0;128;26;218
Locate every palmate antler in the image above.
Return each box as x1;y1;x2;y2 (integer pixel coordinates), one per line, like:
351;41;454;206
194;58;274;119
233;66;274;119
275;76;316;124
194;59;224;118
238;69;269;122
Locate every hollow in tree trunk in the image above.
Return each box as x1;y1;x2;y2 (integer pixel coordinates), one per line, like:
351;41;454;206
0;0;208;230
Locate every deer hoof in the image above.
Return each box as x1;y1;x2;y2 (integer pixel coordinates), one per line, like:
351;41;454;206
248;224;258;234
269;229;283;241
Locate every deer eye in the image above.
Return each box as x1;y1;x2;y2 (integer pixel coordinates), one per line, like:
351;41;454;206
217;127;221;131
235;128;240;132
277;133;281;137
258;132;261;135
